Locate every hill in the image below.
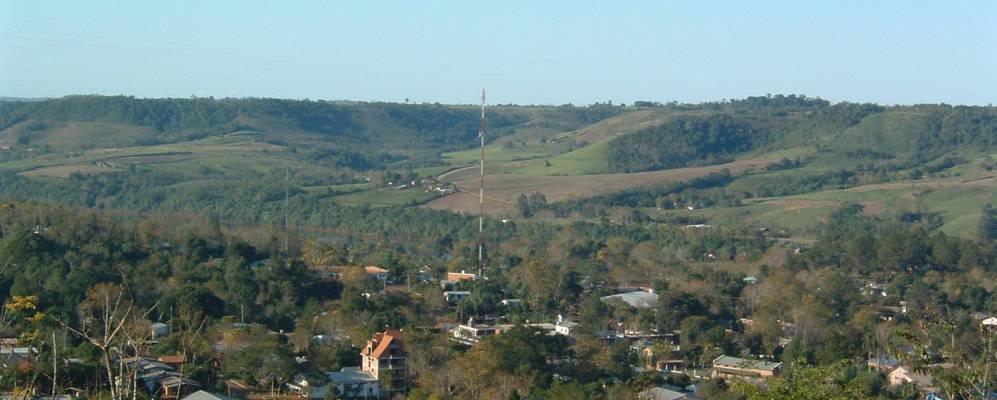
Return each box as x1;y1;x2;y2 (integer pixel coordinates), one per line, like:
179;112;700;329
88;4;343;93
0;94;995;239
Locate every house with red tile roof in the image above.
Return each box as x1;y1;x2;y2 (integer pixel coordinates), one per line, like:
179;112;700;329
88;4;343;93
446;270;478;282
364;265;389;282
361;330;406;395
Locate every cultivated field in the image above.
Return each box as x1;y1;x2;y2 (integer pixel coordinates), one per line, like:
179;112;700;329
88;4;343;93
425;158;774;215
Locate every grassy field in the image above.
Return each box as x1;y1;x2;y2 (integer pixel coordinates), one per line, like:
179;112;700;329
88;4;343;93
510;139;613;175
696;168;997;237
442;141;570;165
332;187;440;207
1;134;287;177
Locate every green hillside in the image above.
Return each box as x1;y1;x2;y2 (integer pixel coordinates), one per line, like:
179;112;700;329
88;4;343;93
0;94;995;239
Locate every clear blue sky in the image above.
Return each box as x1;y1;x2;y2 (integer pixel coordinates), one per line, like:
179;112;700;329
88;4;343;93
2;1;995;105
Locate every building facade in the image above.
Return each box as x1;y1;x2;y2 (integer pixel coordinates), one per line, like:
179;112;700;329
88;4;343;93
360;330;406;395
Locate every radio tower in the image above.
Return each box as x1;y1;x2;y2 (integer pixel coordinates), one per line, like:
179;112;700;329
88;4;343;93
477;89;486;278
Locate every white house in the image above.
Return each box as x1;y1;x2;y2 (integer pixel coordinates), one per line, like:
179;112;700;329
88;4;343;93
286;375;329;399
326;367;380;399
554;315;578;336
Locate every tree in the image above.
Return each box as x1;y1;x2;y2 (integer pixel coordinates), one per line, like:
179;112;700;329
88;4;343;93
222;342;296;396
577;294;608;335
731;362;885;400
58;283;156;400
979;203;997;241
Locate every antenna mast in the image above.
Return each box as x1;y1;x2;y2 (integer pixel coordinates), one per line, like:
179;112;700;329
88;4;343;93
284;165;289;254
478;89;486;278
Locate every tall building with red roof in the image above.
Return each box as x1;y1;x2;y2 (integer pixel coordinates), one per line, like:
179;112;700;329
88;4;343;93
360;330;406;394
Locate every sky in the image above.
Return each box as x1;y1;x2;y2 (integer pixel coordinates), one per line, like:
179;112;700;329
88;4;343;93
2;1;996;106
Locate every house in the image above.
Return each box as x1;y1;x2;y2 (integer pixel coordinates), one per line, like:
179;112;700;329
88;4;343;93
364;266;389;282
554;315;578;336
312;265;346;280
415;265;436;283
638;386;689;400
158;354;187;366
873;305;907;321
863;282;888;297
981;316;997;328
654;349;686;372
360;330;406;394
601;290;659;308
443;290;471;303
326;367;380;399
711;355;782;383
742;276;758;285
286;375;329;399
446;270;478;282
151;322;171;339
0;346;36;369
182;391;238;400
452;318;512;345
888;366;934;389
500;299;522;307
161;375;201;398
221;380;250;399
138;370;175;393
524;322;557;333
122;357;185;394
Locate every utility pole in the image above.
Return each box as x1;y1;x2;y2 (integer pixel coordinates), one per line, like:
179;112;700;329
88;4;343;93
52;331;57;398
478;89;486;278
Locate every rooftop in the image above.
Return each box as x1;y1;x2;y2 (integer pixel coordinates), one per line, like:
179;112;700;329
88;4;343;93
182;390;238;400
327;367;378;384
158;354;186;364
713;355;782;371
638;386;689;400
364;265;389;274
446;271;478;281
367;330;404;359
601;291;659;308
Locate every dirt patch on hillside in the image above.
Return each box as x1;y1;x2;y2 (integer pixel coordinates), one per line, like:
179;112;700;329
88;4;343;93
425;158;773;214
764;199;886;216
423;192;515;214
105;152;202;165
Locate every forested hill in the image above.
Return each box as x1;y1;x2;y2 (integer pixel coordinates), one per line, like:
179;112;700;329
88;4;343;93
605;102;997;173
0;95;623;154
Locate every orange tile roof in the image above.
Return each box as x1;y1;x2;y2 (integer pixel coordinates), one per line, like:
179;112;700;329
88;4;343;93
364;265;389;274
368;330;403;359
446;272;476;281
158;354;186;364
